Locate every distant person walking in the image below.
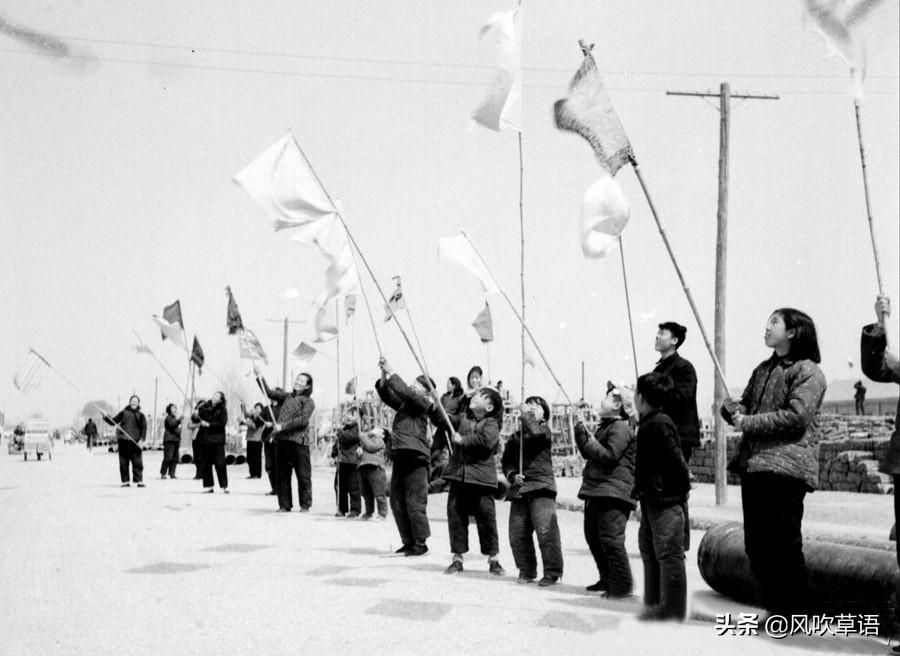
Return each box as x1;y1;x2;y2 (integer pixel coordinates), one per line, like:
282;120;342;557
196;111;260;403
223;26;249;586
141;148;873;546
193;392;229;493
722;308;826;618
160;403;182;479
860;296;900;580
239;402;266;479
83;417;98;451
104;395;147;488
853;380;867;415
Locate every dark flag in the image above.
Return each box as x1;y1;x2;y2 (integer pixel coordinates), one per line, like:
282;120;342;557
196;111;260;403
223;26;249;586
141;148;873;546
226;286;244;334
190;337;205;373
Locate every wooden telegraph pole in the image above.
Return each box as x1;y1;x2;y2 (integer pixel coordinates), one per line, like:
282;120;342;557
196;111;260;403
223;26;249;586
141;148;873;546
666;83;778;505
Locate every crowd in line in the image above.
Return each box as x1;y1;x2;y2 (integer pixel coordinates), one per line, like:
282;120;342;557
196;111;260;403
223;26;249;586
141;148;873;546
97;299;899;626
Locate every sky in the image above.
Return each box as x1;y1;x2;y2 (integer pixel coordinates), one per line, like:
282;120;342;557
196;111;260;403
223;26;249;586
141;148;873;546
1;0;898;427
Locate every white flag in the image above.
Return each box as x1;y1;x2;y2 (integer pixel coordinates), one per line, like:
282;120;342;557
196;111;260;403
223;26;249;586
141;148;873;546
438;232;499;295
234;134;336;230
292;342;317;362
152;315;187;349
579;176;630;258
472;9;521;132
312;306;338;343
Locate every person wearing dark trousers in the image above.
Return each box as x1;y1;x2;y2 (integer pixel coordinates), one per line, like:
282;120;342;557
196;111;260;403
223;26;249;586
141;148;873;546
375;357;436;556
160;403;182;479
439;386;506;576
853;380;867;415
240;402;267;479
83;418;98;451
261;396;280;495
632;373;691;621
335;407;362;517
502;395;563;586
652;321;699;551
193;392;229;493
860;297;900;584
105;396;148;487
574;385;637;598
358;427;389;520
722;308;826;619
257;370;315;512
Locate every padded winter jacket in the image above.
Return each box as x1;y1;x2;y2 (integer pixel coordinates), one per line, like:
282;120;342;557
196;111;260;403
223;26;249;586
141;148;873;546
336;422;361;465
501;414;556;499
653;352;701;447
631;410;690;505
375;374;432;458
574;417;636;507
106;406;147;443
861;324;900;475
193;401;227;445
442;415;501;490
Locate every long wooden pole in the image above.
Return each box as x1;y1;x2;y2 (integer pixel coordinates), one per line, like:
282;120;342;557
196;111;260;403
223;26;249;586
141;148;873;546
713;82;730;506
617;238;640;381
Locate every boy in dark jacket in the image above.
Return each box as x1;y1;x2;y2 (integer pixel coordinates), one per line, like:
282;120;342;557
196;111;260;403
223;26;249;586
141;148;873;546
632;372;690;621
441;386;506;576
334;406;362;518
502;395;562;586
375;357;436;556
574;385;636;597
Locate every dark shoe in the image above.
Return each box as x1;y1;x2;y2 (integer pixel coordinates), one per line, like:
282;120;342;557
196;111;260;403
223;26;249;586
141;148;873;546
246;475;254;479
346;511;360;518
537;575;559;587
892;644;900;654
395;544;412;554
204;488;214;494
637;605;679;621
585;579;607;592
193;475;202;480
298;507;310;513
160;475;167;480
136;482;146;488
444;560;464;574
266;491;277;495
277;507;291;512
169;475;177;479
405;544;428;557
334;512;346;517
360;513;373;520
120;483;130;488
516;573;535;585
488;560;506;576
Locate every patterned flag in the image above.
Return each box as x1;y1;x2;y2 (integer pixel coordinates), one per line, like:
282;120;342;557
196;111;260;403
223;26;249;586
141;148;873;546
472;303;494;343
13;349;51;394
580;175;630;257
472;9;521;132
554;46;633;176
226;286;244;335
383;277;406;323
437;233;499;295
345;294;357;324
238;328;268;364
190;337;205;373
293;342;317;362
803;0;885;99
234;134;336;231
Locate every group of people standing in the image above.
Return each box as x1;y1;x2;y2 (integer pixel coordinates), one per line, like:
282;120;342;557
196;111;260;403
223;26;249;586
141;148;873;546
94;297;899;628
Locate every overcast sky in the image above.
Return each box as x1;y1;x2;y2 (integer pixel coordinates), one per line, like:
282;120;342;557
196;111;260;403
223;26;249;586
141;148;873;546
2;1;898;426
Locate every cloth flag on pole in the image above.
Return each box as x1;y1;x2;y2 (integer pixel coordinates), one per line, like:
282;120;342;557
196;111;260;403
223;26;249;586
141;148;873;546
523;349;536;369
472;303;494;343
133;341;153;356
233;134;336;231
190;337;205;373
438;233;499;295
345;294;357;324
554;45;633;176
13;349;51;394
580;176;631;257
293;342;317;362
313;306;338;343
226;286;244;335
803;0;885;99
345;377;357;396
383;276;406;323
472;8;521;132
152;300;186;349
238;328;268;364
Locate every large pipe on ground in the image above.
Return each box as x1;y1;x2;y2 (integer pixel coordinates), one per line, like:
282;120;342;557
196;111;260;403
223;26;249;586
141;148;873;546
234;454;246;465
180;452;192;464
698;522;899;633
225;453;236;466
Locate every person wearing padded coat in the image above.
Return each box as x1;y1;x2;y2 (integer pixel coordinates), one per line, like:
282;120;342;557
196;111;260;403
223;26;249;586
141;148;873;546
573;385;637;598
239;402;267;480
193;391;229;493
375;357;437;556
104;395;148;487
256;369;316;512
160;403;182;479
633;373;691;621
501;395;563;586
439;386;506;576
334;406;362;518
721;307;826;618
357;427;389;520
860;296;900;572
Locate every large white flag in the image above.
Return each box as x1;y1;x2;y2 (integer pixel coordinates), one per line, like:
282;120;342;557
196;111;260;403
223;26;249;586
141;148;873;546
580;176;630;258
294;215;360;306
152;315;187;349
472;9;521;132
234;134;336;230
438;233;499;295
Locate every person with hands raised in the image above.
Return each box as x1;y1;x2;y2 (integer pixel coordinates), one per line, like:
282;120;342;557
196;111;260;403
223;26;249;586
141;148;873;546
501;396;562;586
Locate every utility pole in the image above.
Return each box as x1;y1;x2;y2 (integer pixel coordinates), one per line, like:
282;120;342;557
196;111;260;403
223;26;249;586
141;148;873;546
265;317;307;388
667;84;778;506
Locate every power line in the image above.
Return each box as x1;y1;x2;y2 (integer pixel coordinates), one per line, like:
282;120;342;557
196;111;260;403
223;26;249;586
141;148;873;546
0;47;897;97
